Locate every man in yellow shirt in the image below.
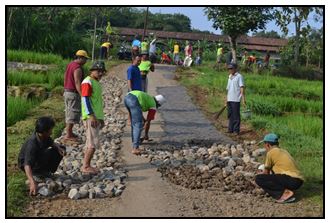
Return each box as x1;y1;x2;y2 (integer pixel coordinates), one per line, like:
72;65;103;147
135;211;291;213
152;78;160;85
255;133;304;203
100;41;112;60
173;42;180;65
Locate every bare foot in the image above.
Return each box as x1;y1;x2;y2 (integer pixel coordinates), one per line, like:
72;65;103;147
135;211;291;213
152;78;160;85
277;189;294;202
81;166;99;174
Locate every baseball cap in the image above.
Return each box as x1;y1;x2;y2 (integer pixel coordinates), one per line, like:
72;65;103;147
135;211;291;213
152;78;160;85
76;50;90;59
227;63;237;69
260;133;279;144
90;61;106;72
154;95;166;106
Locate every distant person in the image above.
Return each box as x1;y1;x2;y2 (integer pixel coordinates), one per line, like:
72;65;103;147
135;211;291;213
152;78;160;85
216;43;224;64
264;51;271;68
63;50;89;143
241;51;249;67
173;42;180;65
100;41;112;60
195;47;203;66
256;133;304;203
131;35;141;59
140;40;149;54
149;37;157;63
127;55;142;92
124;90;166;155
225;63;246;135
18;117;66;195
248;53;257;67
183;41;193;67
81;61;106;174
138;53;155;92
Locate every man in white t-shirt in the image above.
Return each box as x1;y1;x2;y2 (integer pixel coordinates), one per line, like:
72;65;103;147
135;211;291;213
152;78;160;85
225;63;246;135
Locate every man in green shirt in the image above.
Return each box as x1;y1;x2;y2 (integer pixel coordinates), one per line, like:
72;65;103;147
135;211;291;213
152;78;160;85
138;53;155;92
124;90;166;155
81;61;106;174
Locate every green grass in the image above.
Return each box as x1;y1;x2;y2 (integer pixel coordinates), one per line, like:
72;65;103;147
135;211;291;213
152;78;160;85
178;64;324;206
7;70;47;86
7;173;29;217
7;96;42;126
7;49;63;65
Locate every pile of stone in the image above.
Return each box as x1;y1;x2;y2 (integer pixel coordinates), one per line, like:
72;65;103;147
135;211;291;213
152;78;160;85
34;74;129;199
143;141;267;195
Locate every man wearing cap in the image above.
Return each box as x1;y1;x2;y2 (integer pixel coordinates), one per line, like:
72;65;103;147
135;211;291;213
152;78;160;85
63;50;89;142
100;41;112;60
80;61;106;174
138;53;155;92
225;63;246;135
124;90;166;155
255;133;304;203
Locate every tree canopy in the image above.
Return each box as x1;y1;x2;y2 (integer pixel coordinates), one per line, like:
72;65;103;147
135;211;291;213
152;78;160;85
204;7;273;63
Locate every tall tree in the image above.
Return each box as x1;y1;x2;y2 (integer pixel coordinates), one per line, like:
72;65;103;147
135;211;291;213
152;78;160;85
274;7;323;64
205;7;272;63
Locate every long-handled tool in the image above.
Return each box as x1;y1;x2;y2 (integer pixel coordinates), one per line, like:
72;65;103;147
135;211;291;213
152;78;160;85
213;105;227;120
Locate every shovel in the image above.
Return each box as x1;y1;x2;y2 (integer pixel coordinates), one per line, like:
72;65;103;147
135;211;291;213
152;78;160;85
213;105;227;120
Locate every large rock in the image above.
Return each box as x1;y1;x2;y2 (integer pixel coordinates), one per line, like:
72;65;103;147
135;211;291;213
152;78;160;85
68;188;80;200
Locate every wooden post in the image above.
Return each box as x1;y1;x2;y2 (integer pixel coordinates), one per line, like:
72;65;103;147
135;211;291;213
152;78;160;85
142;7;149;41
92;16;97;62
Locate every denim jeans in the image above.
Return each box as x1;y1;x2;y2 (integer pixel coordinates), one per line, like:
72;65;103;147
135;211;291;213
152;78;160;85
124;93;143;149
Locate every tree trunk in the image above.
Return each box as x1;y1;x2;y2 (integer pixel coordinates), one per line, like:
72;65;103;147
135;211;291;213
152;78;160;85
228;36;237;63
92;16;97;62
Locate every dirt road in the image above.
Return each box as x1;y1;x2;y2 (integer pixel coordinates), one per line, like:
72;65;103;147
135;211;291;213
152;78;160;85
24;63;323;217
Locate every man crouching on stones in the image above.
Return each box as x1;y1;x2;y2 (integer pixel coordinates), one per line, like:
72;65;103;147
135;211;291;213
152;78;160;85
18;116;66;196
255;133;304;203
124;90;166;155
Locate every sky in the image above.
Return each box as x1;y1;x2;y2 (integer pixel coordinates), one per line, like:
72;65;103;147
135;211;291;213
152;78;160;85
145;7;323;37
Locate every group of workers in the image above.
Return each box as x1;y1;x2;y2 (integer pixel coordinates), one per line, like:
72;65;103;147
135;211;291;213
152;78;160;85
17;36;303;205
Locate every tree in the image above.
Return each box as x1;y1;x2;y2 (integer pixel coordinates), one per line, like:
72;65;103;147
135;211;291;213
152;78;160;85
204;7;272;63
274;7;323;64
252;30;281;39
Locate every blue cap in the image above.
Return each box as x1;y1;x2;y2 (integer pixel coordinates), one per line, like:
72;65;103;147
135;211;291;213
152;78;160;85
262;133;279;143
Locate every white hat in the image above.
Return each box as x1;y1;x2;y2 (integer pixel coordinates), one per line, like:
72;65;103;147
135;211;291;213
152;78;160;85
155;95;166;106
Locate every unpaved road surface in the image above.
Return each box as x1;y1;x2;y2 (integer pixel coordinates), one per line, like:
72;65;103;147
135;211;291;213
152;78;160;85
24;63;323;217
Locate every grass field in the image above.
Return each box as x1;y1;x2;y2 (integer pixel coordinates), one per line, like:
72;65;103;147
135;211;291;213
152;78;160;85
178;62;323;204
